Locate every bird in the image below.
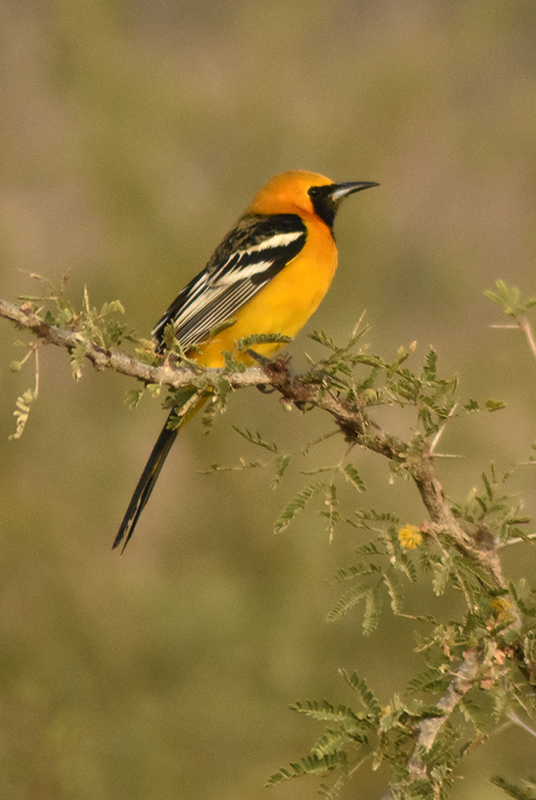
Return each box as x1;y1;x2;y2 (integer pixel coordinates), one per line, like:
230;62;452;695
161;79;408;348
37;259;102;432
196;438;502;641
113;169;378;551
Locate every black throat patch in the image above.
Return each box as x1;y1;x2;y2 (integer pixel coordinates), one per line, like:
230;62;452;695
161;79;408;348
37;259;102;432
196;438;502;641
308;184;338;229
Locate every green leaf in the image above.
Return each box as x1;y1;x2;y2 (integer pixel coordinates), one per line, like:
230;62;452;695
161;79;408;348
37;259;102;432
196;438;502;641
290;700;360;725
308;329;337;350
363;588;381;635
432;558;451;596
318;777;346;800
208;316;237;338
485;398;506;412
221;349;246;372
69;340;88;380
312;730;356;758
236;331;291;350
481;470;493;501
406;669;450;694
274;483;324;533
272;453;291;487
201;389;228;433
354;541;385;555
161;323;201;363
265;753;344;787
326;584;371;622
233;426;279;453
464;398;480;411
133;341;159;365
355;508;400;527
56;307;74;326
332;563;383;582
459;697;490;734
325;482;338;541
125;389;144;409
382;572;404;615
490;775;536;800
421;348;438;380
341;463;366;492
485;280;536;318
485;280;520;316
100;299;125;316
9;387;38;440
339;671;382;718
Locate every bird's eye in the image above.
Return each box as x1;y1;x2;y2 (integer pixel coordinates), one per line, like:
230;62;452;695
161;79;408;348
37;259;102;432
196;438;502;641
308;186;321;198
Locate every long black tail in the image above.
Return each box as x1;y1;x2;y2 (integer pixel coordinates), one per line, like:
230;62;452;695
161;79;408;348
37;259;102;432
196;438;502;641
113;413;178;552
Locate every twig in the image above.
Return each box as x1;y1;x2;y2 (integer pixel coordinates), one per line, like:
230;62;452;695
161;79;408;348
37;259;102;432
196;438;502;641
409;648;480;765
507;709;536;738
379;649;481;800
429;402;457;454
518;316;536;362
490;315;536;362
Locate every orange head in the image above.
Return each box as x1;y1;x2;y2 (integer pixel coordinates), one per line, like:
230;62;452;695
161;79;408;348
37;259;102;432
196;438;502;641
245;170;378;228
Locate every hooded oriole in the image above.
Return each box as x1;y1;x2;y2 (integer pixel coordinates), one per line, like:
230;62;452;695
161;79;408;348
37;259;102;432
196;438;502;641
114;170;377;551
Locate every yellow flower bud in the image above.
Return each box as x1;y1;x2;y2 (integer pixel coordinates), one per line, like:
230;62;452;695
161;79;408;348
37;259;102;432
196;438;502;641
398;525;422;550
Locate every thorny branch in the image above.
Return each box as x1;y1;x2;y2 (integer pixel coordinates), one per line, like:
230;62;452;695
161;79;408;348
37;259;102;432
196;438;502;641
378;650;481;800
0;295;507;585
0;298;268;389
0;297;512;789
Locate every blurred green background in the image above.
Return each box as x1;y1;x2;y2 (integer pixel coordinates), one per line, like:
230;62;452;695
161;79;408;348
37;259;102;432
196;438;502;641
1;1;536;798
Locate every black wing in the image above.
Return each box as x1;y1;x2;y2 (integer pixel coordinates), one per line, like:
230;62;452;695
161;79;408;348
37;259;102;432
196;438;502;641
152;213;307;350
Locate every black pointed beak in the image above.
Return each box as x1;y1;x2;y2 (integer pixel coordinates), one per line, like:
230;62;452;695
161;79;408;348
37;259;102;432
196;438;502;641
308;179;378;228
329;181;379;201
